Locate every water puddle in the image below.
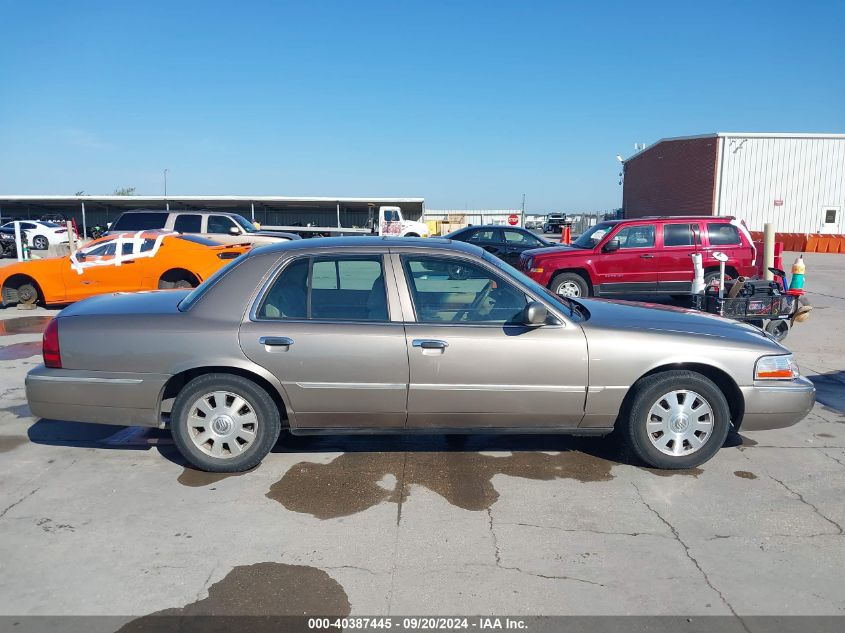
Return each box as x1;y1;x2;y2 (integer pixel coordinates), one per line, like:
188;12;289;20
0;435;28;453
177;469;248;487
267;450;622;519
734;470;758;479
0;315;52;336
0;341;41;360
117;562;350;630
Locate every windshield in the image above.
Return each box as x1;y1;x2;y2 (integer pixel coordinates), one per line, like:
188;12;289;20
571;222;614;249
233;214;258;233
481;251;582;320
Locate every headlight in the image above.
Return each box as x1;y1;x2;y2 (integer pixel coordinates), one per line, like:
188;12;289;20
755;354;800;380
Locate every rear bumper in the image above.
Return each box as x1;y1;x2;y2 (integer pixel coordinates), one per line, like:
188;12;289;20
739;376;815;431
25;365;170;427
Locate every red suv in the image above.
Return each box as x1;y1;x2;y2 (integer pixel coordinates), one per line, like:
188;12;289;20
520;216;757;297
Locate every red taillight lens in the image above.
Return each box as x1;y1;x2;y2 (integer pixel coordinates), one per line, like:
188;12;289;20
43;318;61;368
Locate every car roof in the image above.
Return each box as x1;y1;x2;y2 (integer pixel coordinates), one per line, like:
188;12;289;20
617;215;736;222
116;209;242;216
248;235;483;257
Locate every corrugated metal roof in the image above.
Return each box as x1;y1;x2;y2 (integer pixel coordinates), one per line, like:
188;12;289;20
624;132;845;163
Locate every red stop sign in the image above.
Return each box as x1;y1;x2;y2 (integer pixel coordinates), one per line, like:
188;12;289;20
507;214;519;226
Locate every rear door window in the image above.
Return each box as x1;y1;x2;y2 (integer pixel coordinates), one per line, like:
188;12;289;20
258;256;388;321
173;214;202;233
465;228;499;244
663;223;695;247
111;213;167;231
707;223;741;245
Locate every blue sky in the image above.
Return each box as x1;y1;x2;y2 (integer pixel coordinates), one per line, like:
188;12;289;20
1;0;843;212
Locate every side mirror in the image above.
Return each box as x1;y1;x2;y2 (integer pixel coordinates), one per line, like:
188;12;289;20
523;301;548;326
602;238;620;252
229;226;241;235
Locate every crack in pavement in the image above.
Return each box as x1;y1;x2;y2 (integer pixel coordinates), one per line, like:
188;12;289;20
767;475;844;535
486;508;606;588
820;450;845;469
323;565;380;577
0;487;40;520
632;483;748;630
498;521;672;539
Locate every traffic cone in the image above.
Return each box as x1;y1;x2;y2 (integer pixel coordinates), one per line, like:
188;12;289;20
560;225;571;245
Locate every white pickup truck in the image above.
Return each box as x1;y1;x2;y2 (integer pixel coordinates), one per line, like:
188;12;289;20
263;205;430;238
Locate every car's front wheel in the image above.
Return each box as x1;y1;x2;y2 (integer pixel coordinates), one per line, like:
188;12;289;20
620;370;731;469
550;272;590;298
32;235;49;250
171;373;281;472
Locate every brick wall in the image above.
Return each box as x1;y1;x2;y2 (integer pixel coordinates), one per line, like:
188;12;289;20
623;136;719;218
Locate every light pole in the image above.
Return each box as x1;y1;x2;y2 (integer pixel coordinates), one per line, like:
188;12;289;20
521;193;526;225
164;169;169;211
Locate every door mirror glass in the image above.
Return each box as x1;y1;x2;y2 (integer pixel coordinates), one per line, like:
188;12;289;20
603;238;620;252
229;226;241;235
523;301;548;326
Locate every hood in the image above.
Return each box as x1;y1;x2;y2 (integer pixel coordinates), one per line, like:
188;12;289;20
250;231;301;240
577;298;785;351
59;289;190;318
523;245;583;257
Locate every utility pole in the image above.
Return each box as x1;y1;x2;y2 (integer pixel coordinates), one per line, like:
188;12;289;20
521;193;526;225
164;169;169;211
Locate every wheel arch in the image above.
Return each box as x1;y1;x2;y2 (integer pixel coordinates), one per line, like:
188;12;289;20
704;264;739;279
619;362;745;430
1;273;45;306
549;267;594;293
158;364;294;428
159;268;200;286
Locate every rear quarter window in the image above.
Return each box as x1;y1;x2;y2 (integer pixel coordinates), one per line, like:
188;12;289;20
707;223;741;245
112;212;168;231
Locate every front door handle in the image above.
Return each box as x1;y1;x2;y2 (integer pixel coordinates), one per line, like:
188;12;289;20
640;254;654;259
259;336;294;348
412;339;448;350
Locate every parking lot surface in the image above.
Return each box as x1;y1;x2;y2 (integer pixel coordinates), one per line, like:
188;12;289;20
0;251;843;621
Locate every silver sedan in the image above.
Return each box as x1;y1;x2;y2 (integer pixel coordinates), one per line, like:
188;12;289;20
25;237;814;472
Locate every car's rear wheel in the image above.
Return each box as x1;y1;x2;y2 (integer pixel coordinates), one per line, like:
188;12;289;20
170;373;281;472
620;370;731;469
32;235;48;250
550;272;589;298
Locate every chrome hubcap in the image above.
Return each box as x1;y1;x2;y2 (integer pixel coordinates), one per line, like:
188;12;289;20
646;390;713;457
187;391;258;459
556;281;582;297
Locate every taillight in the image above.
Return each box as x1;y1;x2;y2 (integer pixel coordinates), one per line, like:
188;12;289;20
43;318;61;368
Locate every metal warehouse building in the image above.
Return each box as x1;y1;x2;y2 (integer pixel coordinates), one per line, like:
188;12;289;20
622;133;845;234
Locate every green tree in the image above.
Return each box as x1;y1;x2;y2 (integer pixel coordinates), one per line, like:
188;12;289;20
113;187;136;196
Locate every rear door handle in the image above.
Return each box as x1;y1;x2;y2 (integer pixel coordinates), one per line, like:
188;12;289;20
412;339;448;350
259;336;294;348
640;254;654;259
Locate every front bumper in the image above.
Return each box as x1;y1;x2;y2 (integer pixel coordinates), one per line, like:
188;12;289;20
739;376;815;431
26;365;171;427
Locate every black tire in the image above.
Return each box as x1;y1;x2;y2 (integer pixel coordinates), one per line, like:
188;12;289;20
170;373;281;472
765;319;789;342
619;370;731;469
549;272;590;298
32;235;49;250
